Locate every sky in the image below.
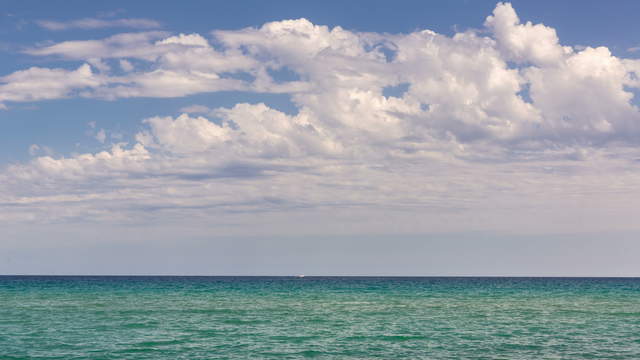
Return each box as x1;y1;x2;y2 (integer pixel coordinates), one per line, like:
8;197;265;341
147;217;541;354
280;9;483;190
2;1;640;275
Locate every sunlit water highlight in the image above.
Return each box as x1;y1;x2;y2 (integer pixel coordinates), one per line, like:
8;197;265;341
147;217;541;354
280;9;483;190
1;276;640;359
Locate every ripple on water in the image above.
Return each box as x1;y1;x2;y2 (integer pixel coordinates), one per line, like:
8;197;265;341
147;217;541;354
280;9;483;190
2;277;640;359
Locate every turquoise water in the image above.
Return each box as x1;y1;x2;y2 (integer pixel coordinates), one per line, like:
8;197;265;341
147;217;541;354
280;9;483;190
1;277;640;359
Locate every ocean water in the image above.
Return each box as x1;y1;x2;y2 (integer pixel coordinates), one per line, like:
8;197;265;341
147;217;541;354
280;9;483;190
1;277;640;359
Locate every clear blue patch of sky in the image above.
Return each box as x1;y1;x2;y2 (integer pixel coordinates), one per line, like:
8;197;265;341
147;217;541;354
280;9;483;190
382;83;410;98
3;1;640;49
266;67;301;83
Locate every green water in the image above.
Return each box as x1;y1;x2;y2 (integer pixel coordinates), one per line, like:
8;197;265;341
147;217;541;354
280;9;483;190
1;276;640;359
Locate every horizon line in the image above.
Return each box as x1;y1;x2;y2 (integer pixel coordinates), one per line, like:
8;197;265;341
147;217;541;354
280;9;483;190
3;274;640;278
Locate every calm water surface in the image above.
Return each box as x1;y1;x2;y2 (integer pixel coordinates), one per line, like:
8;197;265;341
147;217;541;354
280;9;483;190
1;276;640;359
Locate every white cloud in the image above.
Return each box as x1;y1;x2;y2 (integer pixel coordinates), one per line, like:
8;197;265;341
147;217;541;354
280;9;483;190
28;144;40;156
95;129;107;143
484;2;570;66
3;2;640;233
10;143;150;182
18;31;256;99
0;64;101;103
156;33;210;47
87;58;110;73
524;46;640;140
25;31;170;60
7;3;640;146
213;103;342;157
91;69;246;99
136;113;231;153
119;59;134;72
135;105;340;157
36;18;161;31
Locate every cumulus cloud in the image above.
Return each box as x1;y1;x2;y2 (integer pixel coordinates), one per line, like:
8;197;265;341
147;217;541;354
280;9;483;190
0;64;101;103
524;46;640;141
136;113;231;153
10;143;151;182
484;2;570;66
36;18;161;31
9;4;639;145
2;3;640;232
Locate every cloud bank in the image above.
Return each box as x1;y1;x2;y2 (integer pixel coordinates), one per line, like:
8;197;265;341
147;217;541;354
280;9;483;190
2;3;640;235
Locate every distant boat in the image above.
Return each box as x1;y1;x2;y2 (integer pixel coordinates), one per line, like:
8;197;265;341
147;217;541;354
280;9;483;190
295;274;305;278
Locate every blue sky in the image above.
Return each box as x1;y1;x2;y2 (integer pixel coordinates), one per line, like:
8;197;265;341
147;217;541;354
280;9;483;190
2;1;640;275
3;0;640;163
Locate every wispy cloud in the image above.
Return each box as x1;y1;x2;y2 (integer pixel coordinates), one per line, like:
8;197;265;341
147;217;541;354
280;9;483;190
36;17;161;31
179;104;211;114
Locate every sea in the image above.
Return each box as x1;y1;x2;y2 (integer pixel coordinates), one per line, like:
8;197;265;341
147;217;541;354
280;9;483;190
1;276;639;359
